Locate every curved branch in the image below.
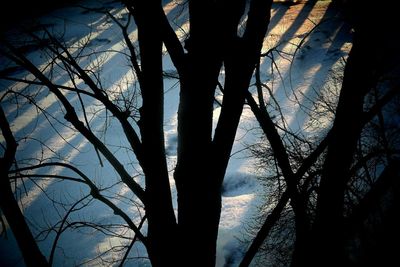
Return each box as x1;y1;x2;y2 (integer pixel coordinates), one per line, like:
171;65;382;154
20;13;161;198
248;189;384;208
29;30;145;165
106;10;143;85
0;76;96;98
49;195;90;266
9;174;86;184
239;191;290;267
1;42;146;203
118;215;147;267
159;6;185;75
10;162;147;245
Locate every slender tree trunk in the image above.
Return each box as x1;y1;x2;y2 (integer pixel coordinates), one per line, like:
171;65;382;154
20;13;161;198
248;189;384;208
132;1;178;266
0;107;49;267
0;179;50;267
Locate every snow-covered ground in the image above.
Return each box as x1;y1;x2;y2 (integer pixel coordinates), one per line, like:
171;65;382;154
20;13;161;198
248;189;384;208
0;0;350;266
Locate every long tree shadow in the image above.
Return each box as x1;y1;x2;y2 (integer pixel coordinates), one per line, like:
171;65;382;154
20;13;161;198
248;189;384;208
233;1;353;265
256;0;350;135
288;17;352;132
0;1;150;265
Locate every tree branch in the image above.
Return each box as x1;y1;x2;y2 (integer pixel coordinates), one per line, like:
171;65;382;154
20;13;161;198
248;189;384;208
239;191;290;267
31;30;145;164
159;5;185;76
1;43;146;203
118;215;147;267
10;162;147;245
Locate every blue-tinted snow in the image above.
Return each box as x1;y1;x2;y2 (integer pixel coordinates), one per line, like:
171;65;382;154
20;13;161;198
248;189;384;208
0;0;351;266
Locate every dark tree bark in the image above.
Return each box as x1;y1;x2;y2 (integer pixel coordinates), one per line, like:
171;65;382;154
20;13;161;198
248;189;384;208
291;2;400;266
125;1;178;266
167;0;274;266
173;1;223;265
0;107;49;267
120;1;179;266
308;34;374;267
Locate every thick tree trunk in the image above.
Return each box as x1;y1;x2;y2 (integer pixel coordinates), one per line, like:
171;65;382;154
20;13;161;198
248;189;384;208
174;12;223;267
126;1;273;265
172;1;232;265
174;70;221;266
298;37;371;267
174;1;273;266
290;17;384;267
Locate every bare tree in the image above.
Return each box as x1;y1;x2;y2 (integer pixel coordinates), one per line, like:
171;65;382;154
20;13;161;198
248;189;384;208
0;0;275;266
238;1;400;266
2;1;398;266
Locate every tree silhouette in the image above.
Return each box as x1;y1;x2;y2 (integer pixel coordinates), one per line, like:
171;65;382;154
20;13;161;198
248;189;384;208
1;0;399;266
238;1;400;266
1;0;274;266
